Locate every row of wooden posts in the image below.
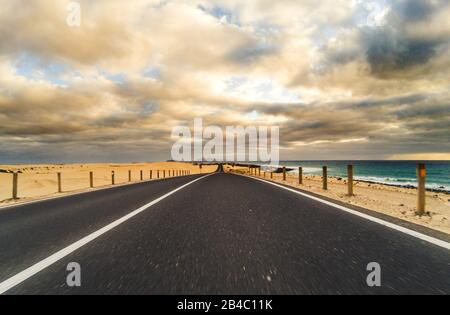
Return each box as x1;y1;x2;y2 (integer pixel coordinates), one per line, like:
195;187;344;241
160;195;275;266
247;163;428;215
10;169;191;200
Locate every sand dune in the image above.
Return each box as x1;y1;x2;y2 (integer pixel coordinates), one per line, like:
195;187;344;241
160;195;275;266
0;162;216;205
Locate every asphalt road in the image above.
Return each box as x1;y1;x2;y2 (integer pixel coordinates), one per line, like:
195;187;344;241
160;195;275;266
0;169;449;294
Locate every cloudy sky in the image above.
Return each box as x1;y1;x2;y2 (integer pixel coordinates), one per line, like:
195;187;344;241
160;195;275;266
0;0;449;163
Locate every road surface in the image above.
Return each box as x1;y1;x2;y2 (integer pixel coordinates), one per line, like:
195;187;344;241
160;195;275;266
0;168;449;294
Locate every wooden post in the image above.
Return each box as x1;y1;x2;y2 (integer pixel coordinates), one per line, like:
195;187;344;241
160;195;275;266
57;172;62;193
128;170;132;182
299;167;303;185
322;166;328;190
163;170;166;178
417;163;426;215
283;167;286;181
157;170;160;179
264;172;266;178
270;172;273;179
150;170;153;179
112;171;115;185
12;172;18;200
140;170;143;181
90;171;94;188
347;165;354;196
258;167;261;176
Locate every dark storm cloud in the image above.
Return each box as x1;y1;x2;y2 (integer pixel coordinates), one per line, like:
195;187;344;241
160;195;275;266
393;102;450;118
394;0;435;22
351;93;428;109
249;90;450;152
362;27;440;75
227;41;278;64
359;0;450;76
315;0;449;78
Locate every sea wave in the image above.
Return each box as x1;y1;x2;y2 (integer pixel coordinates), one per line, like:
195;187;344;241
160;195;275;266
355;176;450;192
258;164;450;192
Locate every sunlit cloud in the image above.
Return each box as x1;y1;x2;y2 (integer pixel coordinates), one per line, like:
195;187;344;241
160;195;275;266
0;0;449;162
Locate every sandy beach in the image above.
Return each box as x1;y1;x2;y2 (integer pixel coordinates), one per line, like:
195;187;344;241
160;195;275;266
225;165;450;235
1;162;449;235
0;162;216;206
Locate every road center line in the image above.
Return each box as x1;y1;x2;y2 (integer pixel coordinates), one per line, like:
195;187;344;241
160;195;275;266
0;173;215;295
237;173;450;251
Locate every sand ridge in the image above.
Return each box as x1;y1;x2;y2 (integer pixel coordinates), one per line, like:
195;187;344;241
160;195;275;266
0;162;216;205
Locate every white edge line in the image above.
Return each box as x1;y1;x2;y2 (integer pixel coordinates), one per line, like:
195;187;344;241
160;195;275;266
0;173;199;211
235;173;450;251
0;173;215;295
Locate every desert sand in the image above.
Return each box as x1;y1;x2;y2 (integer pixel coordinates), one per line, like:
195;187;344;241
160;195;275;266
2;162;449;235
0;162;216;206
225;165;450;235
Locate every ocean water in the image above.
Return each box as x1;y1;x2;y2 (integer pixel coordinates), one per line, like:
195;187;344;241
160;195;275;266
258;161;450;193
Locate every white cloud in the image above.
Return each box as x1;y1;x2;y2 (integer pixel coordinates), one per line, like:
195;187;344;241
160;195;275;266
0;0;449;162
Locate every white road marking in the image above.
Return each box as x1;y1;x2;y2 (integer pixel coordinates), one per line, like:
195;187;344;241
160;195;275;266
0;173;214;294
0;173;194;211
239;173;450;251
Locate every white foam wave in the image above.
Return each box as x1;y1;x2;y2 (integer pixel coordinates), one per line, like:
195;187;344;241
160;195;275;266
355;176;450;192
